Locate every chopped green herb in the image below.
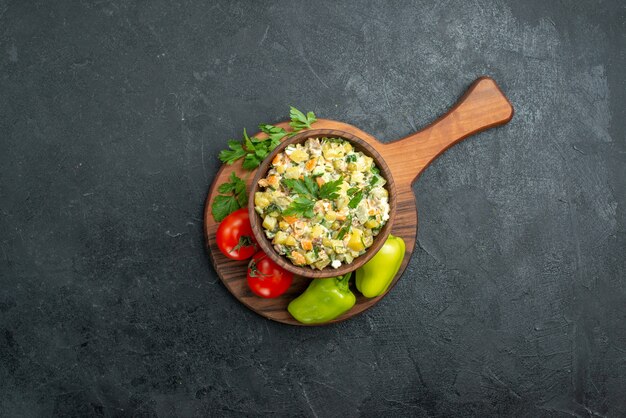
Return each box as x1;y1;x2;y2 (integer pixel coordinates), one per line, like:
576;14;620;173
346;154;357;163
337;216;352;239
346;187;359;196
348;190;363;209
264;203;282;216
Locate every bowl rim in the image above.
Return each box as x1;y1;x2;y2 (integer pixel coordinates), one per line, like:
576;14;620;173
248;128;397;279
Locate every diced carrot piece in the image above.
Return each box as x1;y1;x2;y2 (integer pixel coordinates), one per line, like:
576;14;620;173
272;154;282;165
305;158;317;171
335;213;347;221
301;240;313;251
283;215;298;224
267;175;279;188
316;177;325;187
291;251;306;265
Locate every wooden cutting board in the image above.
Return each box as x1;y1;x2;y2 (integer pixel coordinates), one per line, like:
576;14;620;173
203;77;513;325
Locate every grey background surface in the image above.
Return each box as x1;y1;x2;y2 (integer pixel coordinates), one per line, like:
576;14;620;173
1;0;625;416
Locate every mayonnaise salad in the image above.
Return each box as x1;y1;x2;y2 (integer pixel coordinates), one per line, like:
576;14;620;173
254;137;390;270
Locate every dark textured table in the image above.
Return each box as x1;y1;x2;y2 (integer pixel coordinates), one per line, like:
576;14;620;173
1;1;625;416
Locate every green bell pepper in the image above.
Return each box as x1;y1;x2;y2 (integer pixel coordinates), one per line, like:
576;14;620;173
288;273;356;324
355;234;405;298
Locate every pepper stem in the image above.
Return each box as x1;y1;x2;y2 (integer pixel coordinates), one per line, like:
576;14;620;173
335;272;352;292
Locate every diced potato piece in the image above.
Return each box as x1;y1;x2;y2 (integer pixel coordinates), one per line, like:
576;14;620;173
314;258;331;270
322;238;332;247
347;229;364;252
263;215;277;231
347;162;358;172
311;225;325;238
325;211;337;222
332;240;346;254
284;166;301;179
343;142;353;153
351;172;364;184
333;160;346;171
371;187;388;198
289;149;309;163
275;196;291;208
275;165;286;174
322;143;343;159
285;235;297;246
279;221;290;231
362;156;373;170
254;192;270;209
304;251;317;264
273;231;288;245
365;219;379;229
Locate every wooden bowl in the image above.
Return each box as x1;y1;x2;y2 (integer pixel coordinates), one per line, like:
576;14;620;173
248;129;397;279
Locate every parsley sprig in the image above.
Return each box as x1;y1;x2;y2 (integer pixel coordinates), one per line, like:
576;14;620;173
211;172;247;222
281;175;344;218
289;106;317;131
218;107;317;170
283;196;316;218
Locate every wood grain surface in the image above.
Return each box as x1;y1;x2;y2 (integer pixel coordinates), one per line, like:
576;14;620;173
203;77;513;325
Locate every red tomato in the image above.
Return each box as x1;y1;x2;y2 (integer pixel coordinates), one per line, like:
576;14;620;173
247;251;293;298
216;208;257;260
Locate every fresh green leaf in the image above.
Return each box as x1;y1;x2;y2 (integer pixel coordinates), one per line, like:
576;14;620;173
346;187;359;197
219;140;246;165
348;190;363;209
283;178;312;197
217;108;317;168
283;196;316;218
212;172;247;221
212;195;240;222
242;154;262;170
346;154;357;163
303;175;319;197
259;124;288;143
243;128;255;151
319;176;343;200
289;106;317;131
370;166;380;175
218;182;234;194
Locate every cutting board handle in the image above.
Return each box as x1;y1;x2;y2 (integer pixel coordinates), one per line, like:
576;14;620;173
380;77;513;187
